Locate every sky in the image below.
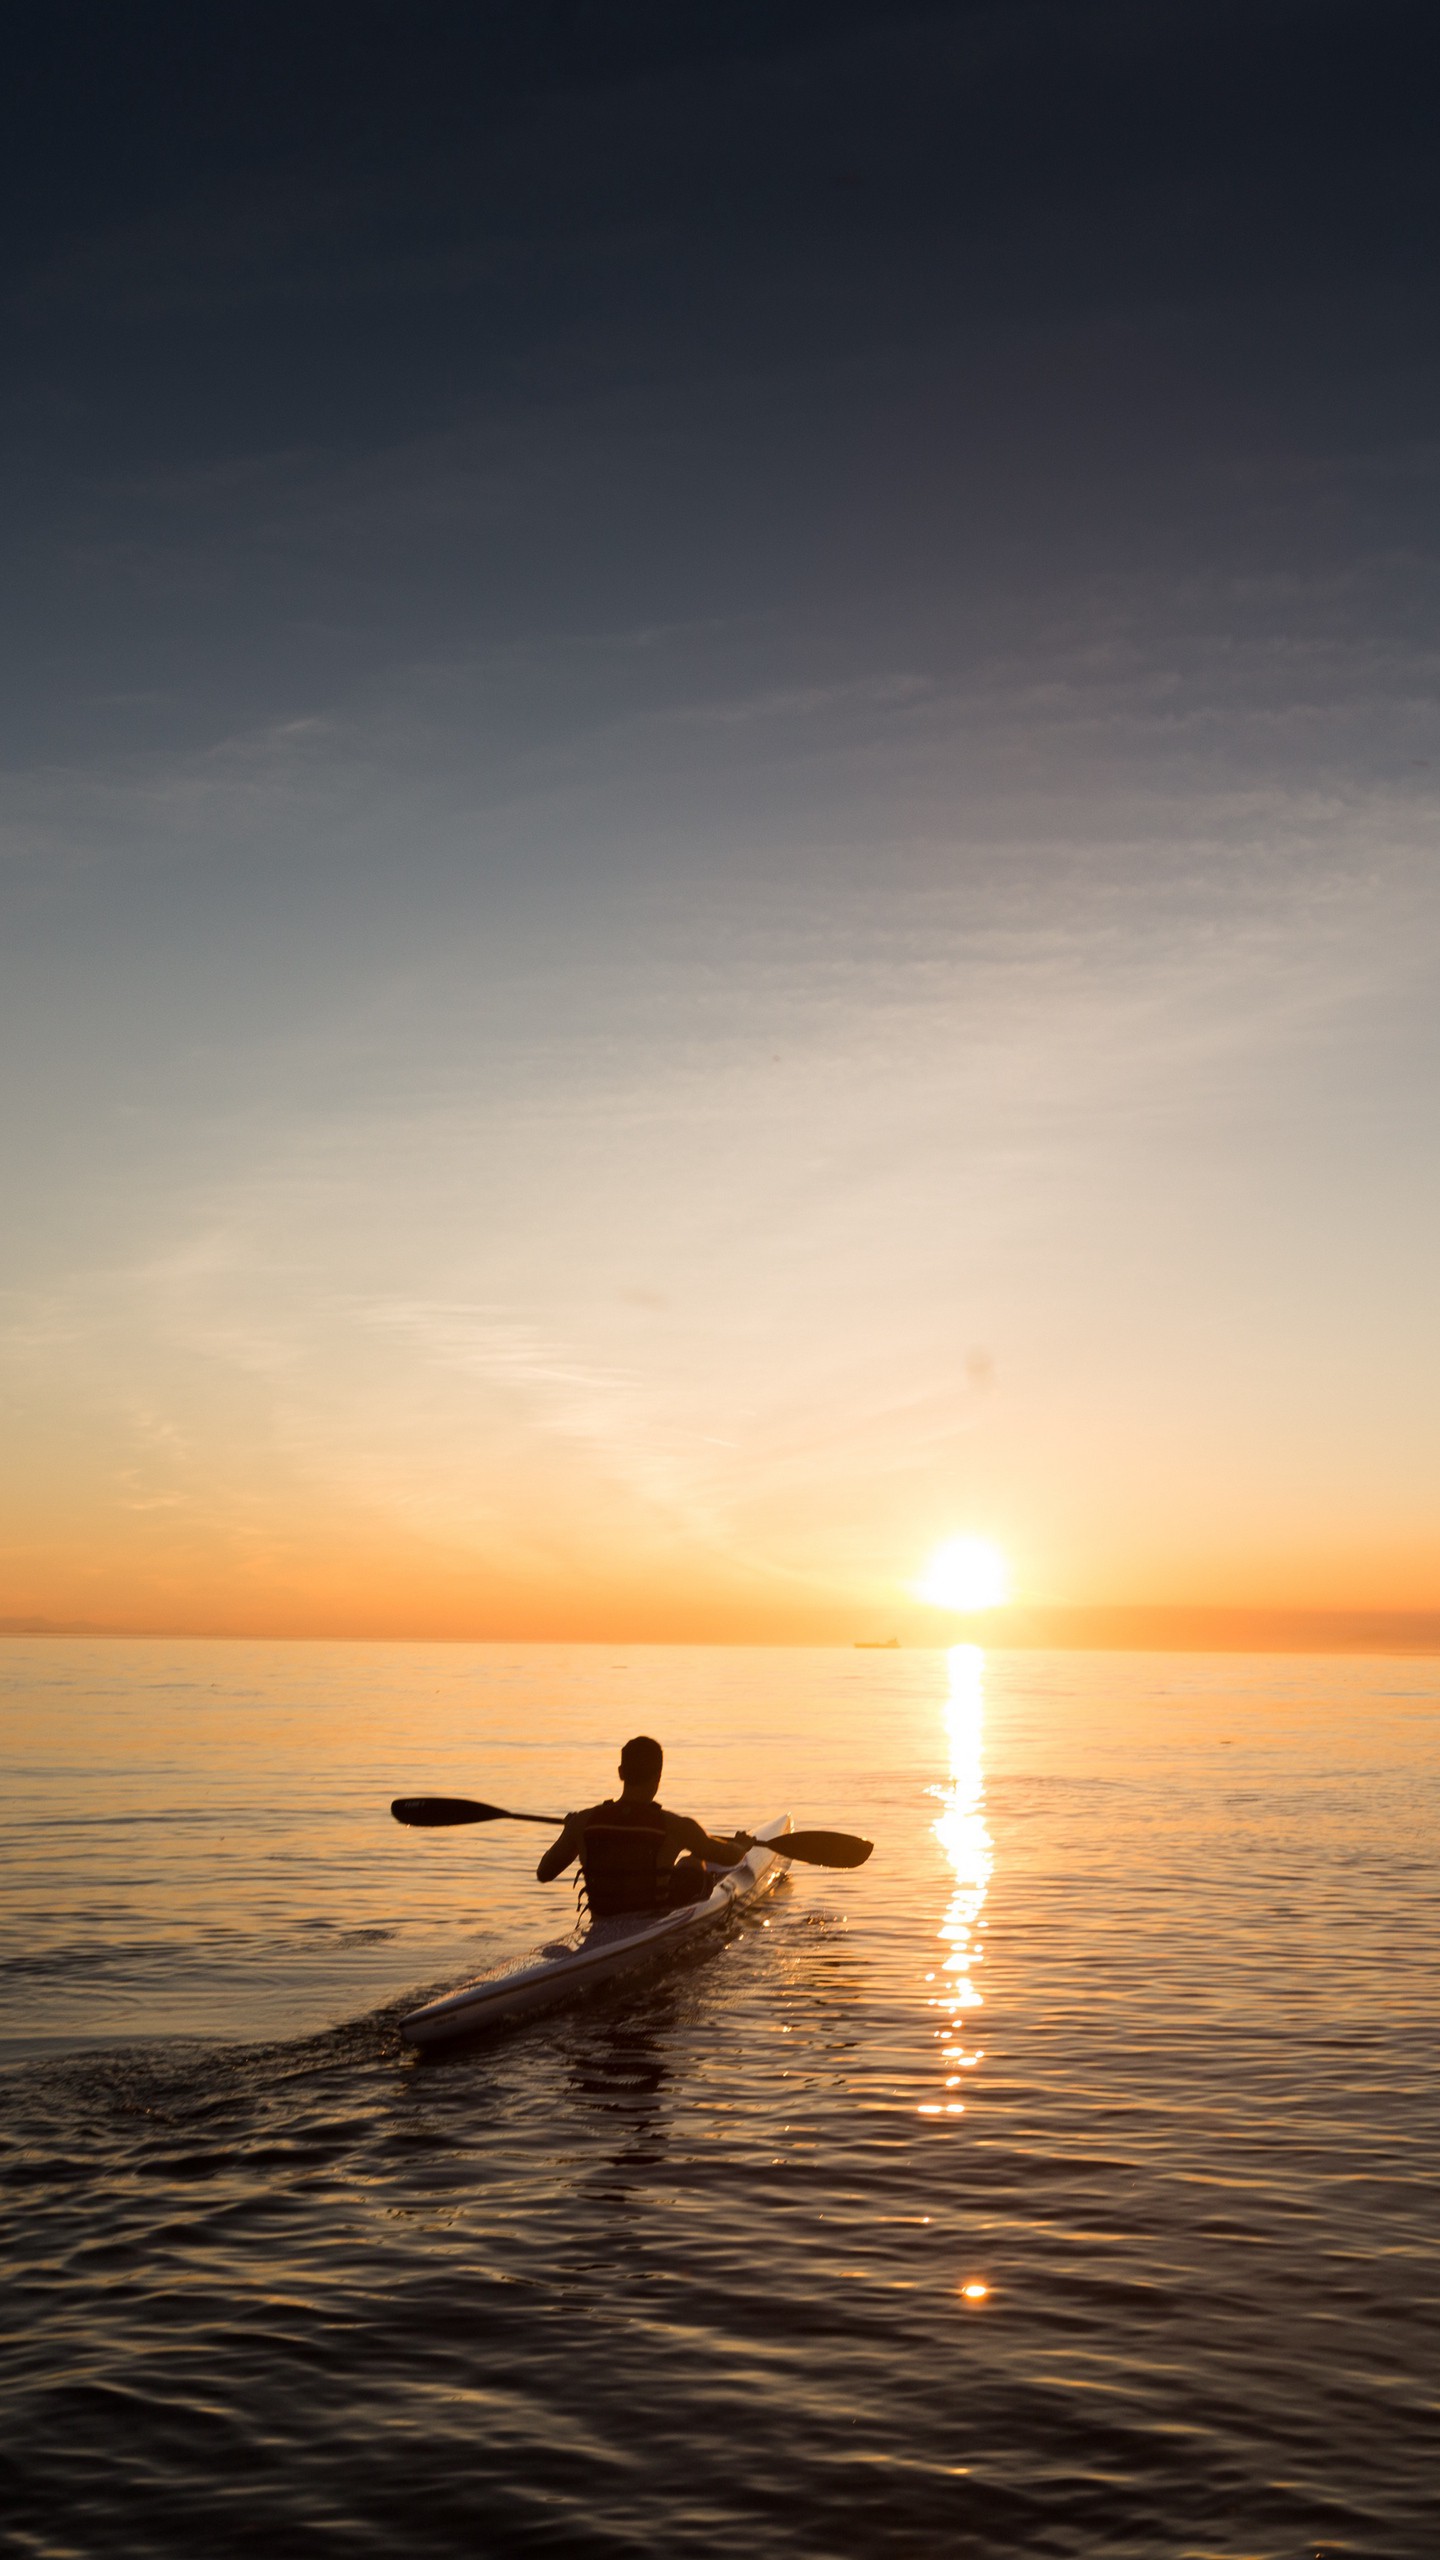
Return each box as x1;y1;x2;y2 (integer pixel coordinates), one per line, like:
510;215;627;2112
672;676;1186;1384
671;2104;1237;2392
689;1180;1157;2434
1;0;1437;1641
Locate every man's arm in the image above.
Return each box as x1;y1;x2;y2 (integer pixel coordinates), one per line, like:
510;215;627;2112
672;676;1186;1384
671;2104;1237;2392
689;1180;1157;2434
673;1814;754;1866
536;1815;583;1883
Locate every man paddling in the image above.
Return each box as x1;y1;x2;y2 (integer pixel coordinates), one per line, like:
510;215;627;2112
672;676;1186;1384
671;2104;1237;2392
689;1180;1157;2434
536;1735;751;1921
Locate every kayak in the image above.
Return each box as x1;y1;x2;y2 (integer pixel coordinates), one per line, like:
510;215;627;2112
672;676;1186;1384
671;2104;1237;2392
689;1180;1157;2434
399;1813;791;2046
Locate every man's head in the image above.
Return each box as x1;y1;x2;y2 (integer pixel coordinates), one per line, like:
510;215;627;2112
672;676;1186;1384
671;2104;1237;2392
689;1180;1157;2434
618;1734;663;1798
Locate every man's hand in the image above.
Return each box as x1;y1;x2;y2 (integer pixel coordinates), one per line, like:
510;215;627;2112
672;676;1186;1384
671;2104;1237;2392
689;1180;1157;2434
704;1830;755;1863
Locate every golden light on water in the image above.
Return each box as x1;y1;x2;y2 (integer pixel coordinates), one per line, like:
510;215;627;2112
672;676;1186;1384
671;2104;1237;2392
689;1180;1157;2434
927;1644;996;2303
934;1644;994;2017
915;1536;1010;1611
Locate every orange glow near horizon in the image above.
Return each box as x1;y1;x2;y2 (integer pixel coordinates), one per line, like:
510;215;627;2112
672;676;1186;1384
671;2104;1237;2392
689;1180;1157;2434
5;1519;1440;1646
4;1342;1438;1644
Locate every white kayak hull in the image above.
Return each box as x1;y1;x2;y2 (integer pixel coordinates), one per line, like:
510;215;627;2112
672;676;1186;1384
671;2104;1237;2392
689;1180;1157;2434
399;1813;791;2046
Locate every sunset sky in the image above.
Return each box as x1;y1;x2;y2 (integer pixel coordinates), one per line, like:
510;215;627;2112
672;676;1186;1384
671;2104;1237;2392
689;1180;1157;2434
2;1;1437;1639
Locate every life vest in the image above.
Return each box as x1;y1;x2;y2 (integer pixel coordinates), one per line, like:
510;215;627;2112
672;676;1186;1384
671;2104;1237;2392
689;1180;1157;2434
578;1800;671;1920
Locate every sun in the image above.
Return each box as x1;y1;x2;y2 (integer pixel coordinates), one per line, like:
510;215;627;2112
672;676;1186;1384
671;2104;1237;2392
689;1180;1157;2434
915;1536;1011;1612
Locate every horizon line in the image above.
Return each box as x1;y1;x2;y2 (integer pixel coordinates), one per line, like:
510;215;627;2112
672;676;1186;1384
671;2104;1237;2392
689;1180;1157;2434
2;1607;1438;1656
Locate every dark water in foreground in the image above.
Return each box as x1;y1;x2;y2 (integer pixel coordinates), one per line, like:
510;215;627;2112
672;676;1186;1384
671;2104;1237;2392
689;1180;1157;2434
2;1640;1437;2558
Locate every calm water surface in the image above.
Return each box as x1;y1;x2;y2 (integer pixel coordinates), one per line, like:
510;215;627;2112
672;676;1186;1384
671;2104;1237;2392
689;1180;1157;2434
2;1640;1436;2557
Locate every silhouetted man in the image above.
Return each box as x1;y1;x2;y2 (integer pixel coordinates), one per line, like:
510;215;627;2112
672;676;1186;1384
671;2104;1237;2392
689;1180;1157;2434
536;1735;750;1920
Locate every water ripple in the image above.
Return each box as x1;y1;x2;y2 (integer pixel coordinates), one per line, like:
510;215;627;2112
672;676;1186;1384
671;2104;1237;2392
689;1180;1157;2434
2;1638;1437;2555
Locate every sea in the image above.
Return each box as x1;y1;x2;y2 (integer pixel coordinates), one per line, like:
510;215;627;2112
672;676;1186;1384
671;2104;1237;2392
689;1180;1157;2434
1;1638;1436;2559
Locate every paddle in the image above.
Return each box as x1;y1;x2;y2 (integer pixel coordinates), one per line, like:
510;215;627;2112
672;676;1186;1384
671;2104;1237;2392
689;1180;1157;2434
389;1797;873;1868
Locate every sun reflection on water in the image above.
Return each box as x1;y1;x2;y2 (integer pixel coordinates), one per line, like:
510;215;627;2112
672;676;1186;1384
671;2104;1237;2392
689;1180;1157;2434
926;1644;993;2115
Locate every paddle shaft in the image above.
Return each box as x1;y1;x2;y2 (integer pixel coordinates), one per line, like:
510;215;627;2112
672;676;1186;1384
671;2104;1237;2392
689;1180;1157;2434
389;1797;873;1867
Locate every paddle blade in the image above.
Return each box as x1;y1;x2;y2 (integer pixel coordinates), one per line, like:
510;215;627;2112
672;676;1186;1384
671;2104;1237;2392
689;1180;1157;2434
391;1796;504;1827
770;1828;873;1869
